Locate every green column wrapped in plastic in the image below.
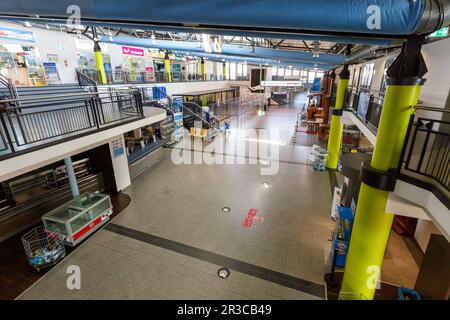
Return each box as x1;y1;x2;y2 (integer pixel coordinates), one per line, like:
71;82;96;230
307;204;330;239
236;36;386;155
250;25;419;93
340;37;427;300
326;69;349;169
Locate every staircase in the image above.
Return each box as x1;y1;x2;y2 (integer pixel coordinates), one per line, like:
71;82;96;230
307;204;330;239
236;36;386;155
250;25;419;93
14;85;90;110
182;101;223;137
270;92;289;105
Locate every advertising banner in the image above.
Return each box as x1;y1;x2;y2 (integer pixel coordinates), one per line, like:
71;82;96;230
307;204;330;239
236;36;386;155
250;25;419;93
0;26;35;42
122;46;144;56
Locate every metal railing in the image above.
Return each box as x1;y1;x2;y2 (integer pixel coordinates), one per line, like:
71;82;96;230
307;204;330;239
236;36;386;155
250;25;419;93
183;101;224;133
77;68;228;85
401;110;450;192
344;86;384;132
76;70;98;91
0;89;143;157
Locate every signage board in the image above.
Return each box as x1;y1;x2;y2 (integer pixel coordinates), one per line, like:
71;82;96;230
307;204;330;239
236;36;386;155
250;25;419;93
261;80;303;87
112;137;125;158
0;26;35;42
122;46;144;56
429;27;449;38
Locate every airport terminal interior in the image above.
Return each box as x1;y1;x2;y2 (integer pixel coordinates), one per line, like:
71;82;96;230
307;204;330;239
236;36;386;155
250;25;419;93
0;1;449;301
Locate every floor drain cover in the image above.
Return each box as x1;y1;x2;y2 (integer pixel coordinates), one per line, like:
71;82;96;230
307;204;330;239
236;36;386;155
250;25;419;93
261;181;270;188
221;207;231;213
217;267;230;278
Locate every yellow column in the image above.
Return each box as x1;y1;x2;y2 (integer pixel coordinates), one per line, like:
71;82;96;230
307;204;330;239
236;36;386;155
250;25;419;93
94;42;107;84
326;66;349;169
201;58;206;81
222;62;227;80
340;82;422;300
164;52;172;83
340;37;427;299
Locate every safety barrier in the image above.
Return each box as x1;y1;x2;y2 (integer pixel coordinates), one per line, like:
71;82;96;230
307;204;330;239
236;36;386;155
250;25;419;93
0;89;143;159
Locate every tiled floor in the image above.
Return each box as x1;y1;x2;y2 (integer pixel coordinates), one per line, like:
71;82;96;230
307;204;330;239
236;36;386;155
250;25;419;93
19;101;338;299
17;99;421;300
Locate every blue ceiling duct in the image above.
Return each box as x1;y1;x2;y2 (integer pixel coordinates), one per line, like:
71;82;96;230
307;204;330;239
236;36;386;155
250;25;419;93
170;50;332;70
1;0;447;36
100;36;344;65
0;16;395;46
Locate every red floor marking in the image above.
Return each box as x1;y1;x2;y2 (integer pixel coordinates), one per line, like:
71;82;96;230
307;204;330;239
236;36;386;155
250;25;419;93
253;216;264;223
242;208;263;228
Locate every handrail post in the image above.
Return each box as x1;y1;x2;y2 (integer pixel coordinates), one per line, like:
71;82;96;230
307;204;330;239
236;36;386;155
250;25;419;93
0;109;15;153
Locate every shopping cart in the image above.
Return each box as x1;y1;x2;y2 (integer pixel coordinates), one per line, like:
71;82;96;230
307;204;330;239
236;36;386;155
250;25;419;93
22;226;66;271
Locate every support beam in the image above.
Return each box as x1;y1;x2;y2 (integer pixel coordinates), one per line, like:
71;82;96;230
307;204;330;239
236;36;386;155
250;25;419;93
340;36;427;300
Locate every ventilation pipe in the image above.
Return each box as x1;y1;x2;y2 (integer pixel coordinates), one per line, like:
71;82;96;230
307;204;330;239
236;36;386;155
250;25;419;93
1;0;449;36
100;36;344;65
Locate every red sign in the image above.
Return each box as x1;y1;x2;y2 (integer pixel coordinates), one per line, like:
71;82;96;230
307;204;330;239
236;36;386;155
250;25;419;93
73;216;103;241
122;46;144;56
242;208;263;228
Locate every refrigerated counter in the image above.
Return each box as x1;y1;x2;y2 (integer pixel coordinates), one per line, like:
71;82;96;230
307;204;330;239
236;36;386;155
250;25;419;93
42;192;112;246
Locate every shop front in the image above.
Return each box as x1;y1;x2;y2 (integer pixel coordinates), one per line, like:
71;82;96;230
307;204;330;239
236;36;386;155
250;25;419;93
0;43;47;86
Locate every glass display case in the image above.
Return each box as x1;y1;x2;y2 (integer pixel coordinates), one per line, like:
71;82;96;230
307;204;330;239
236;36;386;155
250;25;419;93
42;192;113;246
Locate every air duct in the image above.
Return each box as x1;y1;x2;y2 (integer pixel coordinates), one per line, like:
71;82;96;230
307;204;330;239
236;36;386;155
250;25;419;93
0;0;448;36
100;36;345;65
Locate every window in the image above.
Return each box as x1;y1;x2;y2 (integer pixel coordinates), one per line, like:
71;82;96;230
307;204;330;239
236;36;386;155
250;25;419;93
316;71;324;79
360;63;375;88
292;69;300;76
243;62;248;78
229;62;236;80
308;70;315;83
237;63;243;77
380;57;395;93
277;68;284;76
300;70;308;78
271;67;277;76
285;68;292;76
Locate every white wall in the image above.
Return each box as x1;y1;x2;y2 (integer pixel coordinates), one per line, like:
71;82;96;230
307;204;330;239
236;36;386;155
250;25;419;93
0;21;153;84
349;37;450;108
414;219;442;253
0;21;79;83
0;107;166;182
420;37;450;106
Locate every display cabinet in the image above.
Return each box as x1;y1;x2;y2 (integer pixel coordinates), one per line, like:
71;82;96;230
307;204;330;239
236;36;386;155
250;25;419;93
42;192;113;246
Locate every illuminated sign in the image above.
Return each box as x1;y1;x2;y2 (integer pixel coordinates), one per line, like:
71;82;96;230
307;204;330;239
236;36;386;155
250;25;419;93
261;81;303;87
0;26;35;42
429;27;449;38
122;46;144;56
